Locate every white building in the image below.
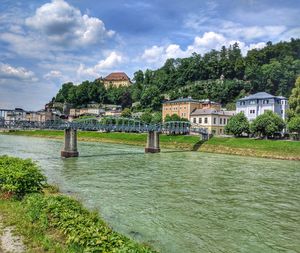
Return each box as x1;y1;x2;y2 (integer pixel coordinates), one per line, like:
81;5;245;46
236;92;288;121
190;109;235;135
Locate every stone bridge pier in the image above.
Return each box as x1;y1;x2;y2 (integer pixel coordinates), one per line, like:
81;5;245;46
61;128;79;158
145;131;160;153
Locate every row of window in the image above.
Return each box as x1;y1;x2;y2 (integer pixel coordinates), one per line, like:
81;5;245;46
164;106;187;110
240;99;287;106
192;117;227;125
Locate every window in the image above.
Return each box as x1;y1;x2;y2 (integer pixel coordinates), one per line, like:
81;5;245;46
193;118;196;123
224;118;226;124
204;117;208;124
220;129;223;134
213;118;216;124
250;100;255;105
250;110;256;114
199;118;202;124
219;118;222;124
281;110;283;114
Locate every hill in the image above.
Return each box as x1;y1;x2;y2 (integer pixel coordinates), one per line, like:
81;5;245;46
53;38;300;111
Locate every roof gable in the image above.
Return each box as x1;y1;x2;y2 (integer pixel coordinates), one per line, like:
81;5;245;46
104;72;130;81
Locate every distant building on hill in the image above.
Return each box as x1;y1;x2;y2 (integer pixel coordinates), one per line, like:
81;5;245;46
190;109;235;135
162;97;221;121
236;92;288;121
103;72;131;89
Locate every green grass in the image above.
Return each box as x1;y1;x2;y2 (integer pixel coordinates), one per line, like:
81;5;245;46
202;137;300;160
1;130;200;150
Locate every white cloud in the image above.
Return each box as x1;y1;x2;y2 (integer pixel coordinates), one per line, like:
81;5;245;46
0;62;37;81
77;51;123;78
44;70;63;80
141;32;266;67
25;0;115;46
141;46;164;63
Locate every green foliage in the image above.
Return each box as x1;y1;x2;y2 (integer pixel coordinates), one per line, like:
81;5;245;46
151;112;162;124
288;76;300;117
0;156;46;198
53;39;300;111
250;111;285;138
121;108;132;118
225;112;250;136
140;111;153;123
164;114;189;122
288;116;300;134
24;194;156;252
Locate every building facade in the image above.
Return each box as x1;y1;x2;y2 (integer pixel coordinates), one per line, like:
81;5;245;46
190;109;235;135
236;92;288;121
162;97;221;121
103;72;131;89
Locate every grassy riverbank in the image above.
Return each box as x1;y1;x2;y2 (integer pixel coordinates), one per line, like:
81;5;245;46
1;129;200;150
201;137;300;160
1;130;300;160
0;156;156;253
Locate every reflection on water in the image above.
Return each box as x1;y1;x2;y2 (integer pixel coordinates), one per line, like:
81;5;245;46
0;135;299;253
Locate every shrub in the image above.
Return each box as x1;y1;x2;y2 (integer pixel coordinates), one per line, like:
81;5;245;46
0;156;46;198
24;194;156;253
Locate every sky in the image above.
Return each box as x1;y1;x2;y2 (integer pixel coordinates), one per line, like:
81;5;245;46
0;0;299;110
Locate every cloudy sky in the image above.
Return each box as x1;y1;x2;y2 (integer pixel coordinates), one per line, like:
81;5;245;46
0;0;299;110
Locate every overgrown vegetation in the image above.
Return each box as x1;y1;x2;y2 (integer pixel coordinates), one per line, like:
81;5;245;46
0;156;156;252
0;156;46;198
53;39;300;111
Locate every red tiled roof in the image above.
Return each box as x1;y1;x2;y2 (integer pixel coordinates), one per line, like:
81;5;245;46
103;72;130;81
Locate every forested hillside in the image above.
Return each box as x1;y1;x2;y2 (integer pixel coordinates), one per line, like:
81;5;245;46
54;38;300;111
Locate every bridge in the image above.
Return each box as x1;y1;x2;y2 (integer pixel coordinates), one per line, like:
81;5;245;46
0;118;208;158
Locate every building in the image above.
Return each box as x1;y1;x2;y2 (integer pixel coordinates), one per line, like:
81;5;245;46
190;109;235;135
162;97;221;121
236;92;288;121
103;72;131;89
5;108;27;121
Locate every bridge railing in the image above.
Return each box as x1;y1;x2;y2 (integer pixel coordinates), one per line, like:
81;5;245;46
0;119;207;135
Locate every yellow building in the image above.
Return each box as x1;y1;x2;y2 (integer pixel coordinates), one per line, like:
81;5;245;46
162;97;221;121
190;109;235;135
103;72;131;89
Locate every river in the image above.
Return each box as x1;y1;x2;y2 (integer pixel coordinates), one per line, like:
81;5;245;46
0;135;299;253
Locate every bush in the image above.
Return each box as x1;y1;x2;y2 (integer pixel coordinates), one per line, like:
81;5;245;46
24;194;156;253
0;156;46;198
225;112;250;136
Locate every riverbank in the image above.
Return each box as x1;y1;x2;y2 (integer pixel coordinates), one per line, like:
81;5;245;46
0;155;156;253
1;130;300;160
201;137;300;160
0;129;200;150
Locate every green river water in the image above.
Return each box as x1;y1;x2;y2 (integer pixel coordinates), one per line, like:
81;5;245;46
0;135;299;253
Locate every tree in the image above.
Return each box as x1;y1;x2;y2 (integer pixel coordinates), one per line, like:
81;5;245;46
121;108;132;118
287;116;300;139
140;86;162;110
225;112;250;136
151;112;162;124
288;76;300;117
250;111;285;138
140;111;152;123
